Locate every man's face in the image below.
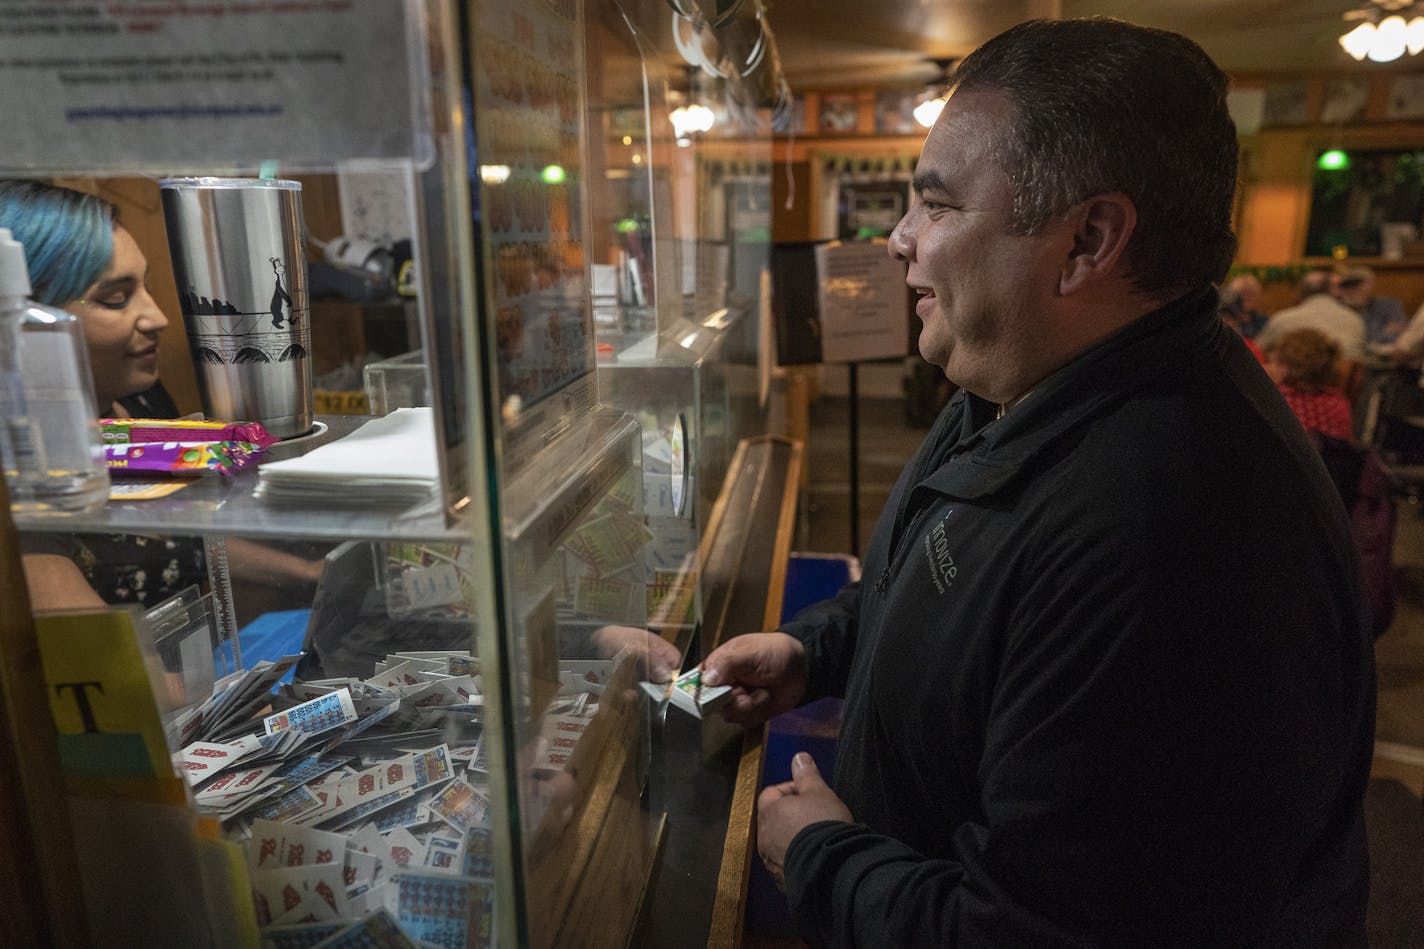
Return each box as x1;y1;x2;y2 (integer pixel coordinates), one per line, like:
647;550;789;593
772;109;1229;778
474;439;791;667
1337;278;1371;310
1233;277;1262;312
888;90;1074;401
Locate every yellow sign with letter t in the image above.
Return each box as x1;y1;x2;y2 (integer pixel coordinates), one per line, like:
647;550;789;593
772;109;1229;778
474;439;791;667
35;608;179;798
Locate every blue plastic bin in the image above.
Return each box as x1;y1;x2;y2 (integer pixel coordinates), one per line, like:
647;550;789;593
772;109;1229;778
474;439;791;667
745;552;860;937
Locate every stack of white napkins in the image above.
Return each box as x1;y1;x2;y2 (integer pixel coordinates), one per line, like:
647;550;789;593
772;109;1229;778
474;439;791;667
253;407;439;510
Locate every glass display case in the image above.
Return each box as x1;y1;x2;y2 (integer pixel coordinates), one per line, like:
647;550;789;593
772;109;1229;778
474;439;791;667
582;0;776;652
0;1;782;946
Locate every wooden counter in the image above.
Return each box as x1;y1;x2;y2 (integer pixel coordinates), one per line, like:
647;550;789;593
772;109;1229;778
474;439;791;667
634;436;803;949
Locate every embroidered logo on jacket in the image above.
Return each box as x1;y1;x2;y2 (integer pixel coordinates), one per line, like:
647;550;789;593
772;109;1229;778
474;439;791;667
924;515;957;594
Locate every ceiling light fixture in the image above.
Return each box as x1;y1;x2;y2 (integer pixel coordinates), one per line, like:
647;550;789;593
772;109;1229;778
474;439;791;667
913;57;957;129
1340;1;1424;62
670;101;716;140
670;64;717;145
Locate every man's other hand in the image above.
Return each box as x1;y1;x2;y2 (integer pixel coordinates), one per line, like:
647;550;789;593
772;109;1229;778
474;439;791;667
757;752;852;889
592;625;683;683
700;632;808;728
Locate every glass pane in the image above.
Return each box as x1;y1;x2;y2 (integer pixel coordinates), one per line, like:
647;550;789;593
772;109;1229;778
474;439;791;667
1306;148;1424;257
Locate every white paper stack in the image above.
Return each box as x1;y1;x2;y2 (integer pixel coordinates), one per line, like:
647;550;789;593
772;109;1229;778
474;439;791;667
253;407;440;510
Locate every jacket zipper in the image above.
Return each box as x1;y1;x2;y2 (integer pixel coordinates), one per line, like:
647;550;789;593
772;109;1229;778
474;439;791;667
875;499;935;592
874;409;962;593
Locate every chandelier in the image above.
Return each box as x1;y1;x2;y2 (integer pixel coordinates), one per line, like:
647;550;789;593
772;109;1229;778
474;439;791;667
1339;1;1424;62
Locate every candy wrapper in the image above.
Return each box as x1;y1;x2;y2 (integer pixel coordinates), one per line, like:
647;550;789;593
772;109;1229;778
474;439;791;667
105;440;264;476
100;417;279;449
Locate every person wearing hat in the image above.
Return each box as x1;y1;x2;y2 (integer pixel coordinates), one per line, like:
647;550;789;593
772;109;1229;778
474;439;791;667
1334;265;1407;346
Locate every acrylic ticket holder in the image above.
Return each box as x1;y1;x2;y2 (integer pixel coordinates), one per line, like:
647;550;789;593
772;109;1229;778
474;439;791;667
145;584;220;721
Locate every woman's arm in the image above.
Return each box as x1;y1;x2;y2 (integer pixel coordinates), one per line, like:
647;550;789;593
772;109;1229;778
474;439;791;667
223;537;324;587
22;553;107;611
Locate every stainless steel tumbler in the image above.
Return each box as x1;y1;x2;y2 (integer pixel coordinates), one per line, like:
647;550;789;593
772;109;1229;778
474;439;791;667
159;178;313;439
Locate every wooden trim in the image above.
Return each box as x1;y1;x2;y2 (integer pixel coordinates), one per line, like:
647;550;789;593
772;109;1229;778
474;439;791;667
786;136;926;164
762;437;803;631
707;728;766;949
807;151;825;241
692;439;748;594
706;435;804;949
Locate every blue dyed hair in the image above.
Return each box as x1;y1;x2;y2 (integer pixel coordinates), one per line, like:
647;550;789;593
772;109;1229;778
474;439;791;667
0;180;116;306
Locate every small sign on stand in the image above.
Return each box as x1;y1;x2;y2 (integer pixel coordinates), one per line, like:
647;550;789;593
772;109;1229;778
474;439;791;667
770;239;910;556
814;241;910;365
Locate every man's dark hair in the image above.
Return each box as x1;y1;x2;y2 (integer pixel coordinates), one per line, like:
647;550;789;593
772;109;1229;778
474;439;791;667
948;17;1238;300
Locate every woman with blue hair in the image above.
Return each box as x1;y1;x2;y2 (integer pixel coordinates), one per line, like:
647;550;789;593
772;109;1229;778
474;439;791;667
5;180;324;618
0;179;172;416
1;179;201;611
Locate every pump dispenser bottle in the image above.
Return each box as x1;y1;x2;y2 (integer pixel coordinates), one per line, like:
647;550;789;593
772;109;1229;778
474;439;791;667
0;227;109;514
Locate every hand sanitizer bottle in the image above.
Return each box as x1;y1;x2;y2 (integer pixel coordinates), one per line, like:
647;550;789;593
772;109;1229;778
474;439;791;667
0;227;109;514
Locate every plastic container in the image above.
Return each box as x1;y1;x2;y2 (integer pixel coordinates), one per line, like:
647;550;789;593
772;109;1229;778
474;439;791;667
0;228;109;514
362;349;429;416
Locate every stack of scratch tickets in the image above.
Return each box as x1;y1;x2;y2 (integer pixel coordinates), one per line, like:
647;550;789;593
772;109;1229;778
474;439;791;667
169;650;612;948
665;666;733;720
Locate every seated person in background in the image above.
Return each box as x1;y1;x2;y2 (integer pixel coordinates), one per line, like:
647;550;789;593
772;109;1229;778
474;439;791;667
1334;265;1408;346
1369;295;1424;364
1;179;321;612
1263;328;1356;441
1225;272;1269;338
1217;287;1266;363
1256;268;1367;365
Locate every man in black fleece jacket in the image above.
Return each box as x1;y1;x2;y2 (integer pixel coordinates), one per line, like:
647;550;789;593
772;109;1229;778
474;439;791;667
701;17;1374;949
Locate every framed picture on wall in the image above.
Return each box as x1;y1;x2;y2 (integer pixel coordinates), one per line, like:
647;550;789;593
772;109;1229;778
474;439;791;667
820;93;861;133
1262;80;1309;127
777;95;808;134
1320;77;1369;124
875;91;920;135
1387;75;1424;120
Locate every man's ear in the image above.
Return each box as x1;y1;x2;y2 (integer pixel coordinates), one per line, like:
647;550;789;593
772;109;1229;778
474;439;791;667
1059;193;1136;295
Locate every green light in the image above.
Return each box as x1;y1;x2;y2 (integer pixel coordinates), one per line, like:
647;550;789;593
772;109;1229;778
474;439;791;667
615;218;641;233
540;164;566;184
1318;150;1351;171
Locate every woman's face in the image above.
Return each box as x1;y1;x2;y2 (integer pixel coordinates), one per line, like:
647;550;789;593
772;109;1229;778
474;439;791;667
64;225;169;412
